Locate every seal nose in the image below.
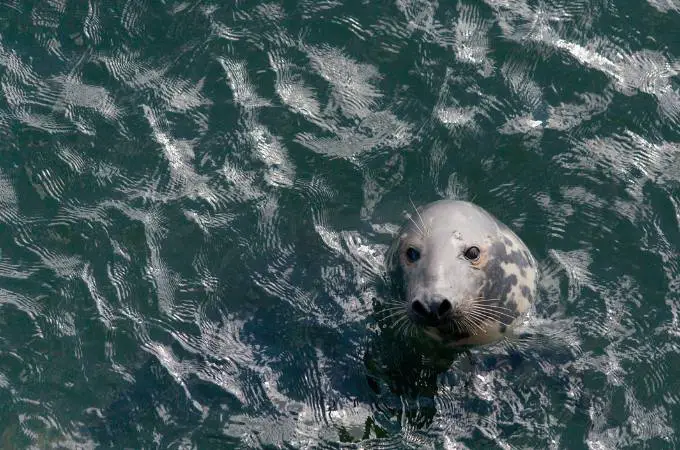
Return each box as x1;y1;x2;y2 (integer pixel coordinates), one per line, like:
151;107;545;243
437;298;452;316
412;296;452;323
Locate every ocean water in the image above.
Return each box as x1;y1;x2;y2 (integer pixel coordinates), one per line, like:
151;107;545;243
0;0;679;448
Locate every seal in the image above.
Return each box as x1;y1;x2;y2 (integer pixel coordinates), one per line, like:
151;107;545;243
385;199;537;347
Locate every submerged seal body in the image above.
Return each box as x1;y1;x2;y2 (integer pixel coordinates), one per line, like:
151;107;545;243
386;199;537;347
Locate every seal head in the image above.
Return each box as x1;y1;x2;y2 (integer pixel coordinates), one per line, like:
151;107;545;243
386;200;537;347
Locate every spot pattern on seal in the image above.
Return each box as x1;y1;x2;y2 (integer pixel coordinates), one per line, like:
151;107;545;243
478;237;536;323
479;243;519;324
521;284;534;304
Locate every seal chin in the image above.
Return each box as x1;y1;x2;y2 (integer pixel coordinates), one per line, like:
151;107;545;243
423;322;472;343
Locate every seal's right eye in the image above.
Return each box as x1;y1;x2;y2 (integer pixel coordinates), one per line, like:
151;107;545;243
405;247;420;263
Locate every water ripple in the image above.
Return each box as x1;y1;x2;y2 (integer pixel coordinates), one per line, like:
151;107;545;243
453;2;494;76
220;57;271;109
306;44;383;120
647;0;680;13
120;0;148;37
269;50;324;126
0;0;679;447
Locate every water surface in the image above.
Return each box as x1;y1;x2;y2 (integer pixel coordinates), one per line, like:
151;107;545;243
0;0;679;448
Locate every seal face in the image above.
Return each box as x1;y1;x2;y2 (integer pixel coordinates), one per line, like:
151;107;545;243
386;200;537;347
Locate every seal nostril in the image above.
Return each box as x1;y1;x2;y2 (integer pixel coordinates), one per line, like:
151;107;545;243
412;300;427;317
438;299;452;316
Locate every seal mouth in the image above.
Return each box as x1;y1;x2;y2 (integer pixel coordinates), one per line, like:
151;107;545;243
434;325;472;341
435;312;473;337
409;298;515;340
410;307;469;334
419;317;474;342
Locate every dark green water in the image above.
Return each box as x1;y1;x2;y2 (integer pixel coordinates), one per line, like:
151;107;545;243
0;0;679;448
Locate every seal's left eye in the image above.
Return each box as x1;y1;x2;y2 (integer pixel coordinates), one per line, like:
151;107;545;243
405;247;420;263
464;246;480;261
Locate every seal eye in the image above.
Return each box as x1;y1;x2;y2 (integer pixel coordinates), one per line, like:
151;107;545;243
405;247;420;263
464;246;480;261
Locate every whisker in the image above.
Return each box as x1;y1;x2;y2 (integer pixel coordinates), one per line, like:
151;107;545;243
455;316;468;330
377;305;407;313
468;309;515;322
469;306;516;320
378;298;405;306
407;214;425;237
388;319;406;335
379;301;406;308
466;307;506;321
470;301;513;311
465;308;504;324
473;306;512;312
457;318;472;334
470;314;488;331
377;314;404;323
468;301;516;314
471;297;504;302
401;321;415;338
377;312;406;324
398;316;412;332
409;196;428;236
377;311;399;321
376;304;406;312
462;316;485;334
380;305;406;312
471;298;513;308
376;306;406;315
466;310;511;327
469;300;516;312
392;314;409;328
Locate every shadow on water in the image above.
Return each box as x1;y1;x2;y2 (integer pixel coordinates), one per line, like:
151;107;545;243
358;325;590;446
